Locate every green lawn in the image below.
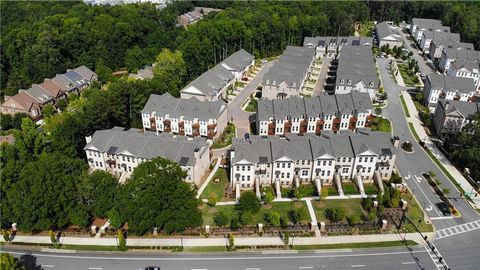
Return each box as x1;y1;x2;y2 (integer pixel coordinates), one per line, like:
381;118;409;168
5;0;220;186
398;63;420;86
358;21;374;37
200;168;229;201
212;123;236;149
408;122;421;142
364;184;378;195
342;182;359;195
312;199;365;222
326;186;339;196
294;240;417;250
235;81;246;88
370;117;392;133
400;193;433;233
200;201;310;226
400;94;411;117
245;98;257;112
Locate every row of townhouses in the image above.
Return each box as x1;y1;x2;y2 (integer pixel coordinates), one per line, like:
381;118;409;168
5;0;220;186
84;127;211;185
303;36;373;58
423;74;477;109
334;46;379;99
410;18;480;93
261;46;315;100
229;129;398;195
141;92;228;139
256;92;373;136
180;49;254;101
374;22;403;48
0;66;97;120
433;99;480;138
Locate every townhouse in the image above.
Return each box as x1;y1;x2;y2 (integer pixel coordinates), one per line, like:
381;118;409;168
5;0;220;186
334;46;379;99
428;40;474;60
0;65;97;120
423;74;476;109
177;7;221;28
419;29;460;54
84;127;210;185
129;65;153;80
261;46;315;100
303;36;373;59
256;92;373;136
141;92;228;139
433;99;479;137
447;59;480;93
180;49;254;101
375;22;403;48
410;18;445;44
438;47;480;73
230;129;397;194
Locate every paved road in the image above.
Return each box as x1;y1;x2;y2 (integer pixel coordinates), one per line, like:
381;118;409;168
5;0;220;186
313;58;332;96
228;61;275;138
377;57;480;269
4;245;438;270
398;30;436;75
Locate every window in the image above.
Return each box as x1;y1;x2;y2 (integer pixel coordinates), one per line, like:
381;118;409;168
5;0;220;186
286;173;290;178
127;157;130;162
370;157;374;162
328;160;332;166
122;156;125;162
302;170;308;176
358;157;362;162
128;166;132;172
282;163;285;168
342;167;348;174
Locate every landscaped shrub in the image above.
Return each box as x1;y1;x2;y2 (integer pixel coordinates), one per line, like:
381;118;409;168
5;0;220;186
288;207;308;224
214;211;230;227
264;211;281;226
325;207;346;222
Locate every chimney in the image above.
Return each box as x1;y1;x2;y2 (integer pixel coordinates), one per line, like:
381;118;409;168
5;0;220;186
85;135;92;144
392;136;400;148
230;149;235;159
194;147;200;159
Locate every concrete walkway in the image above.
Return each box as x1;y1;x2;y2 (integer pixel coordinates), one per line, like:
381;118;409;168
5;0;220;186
1;232;434;247
196;158;222;199
401;91;480;209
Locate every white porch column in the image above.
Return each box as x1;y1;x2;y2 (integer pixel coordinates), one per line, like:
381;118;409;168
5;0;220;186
235;182;241;200
374;171;384;195
356;174;366;197
335;174;344;196
255;177;261;199
294;176;300;187
275;179;282;199
315;177;321;195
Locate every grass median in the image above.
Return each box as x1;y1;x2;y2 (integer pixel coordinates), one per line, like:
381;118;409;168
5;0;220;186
294;240;418;250
400;94;410;117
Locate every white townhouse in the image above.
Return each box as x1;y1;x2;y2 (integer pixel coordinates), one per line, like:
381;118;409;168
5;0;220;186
433;99;480;137
423;74;476;109
303;36;373;59
375;22;403;48
230;130;398;195
180;49;254;101
428;40;474;60
410;18;445;44
141;93;228;139
262;46;315;100
419;29;460;54
447;60;480;93
84;127;211;185
334;46;379;100
438;48;479;74
256;93;373;136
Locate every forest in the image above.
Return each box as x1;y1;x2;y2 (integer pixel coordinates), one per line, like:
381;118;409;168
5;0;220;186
1;0;479;233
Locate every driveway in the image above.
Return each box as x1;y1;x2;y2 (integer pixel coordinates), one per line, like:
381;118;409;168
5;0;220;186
227;61;275;138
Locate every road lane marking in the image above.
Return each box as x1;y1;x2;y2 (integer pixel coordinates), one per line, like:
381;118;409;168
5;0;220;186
88;268;103;270
4;249;428;261
299;267;313;269
407;171;441;216
351;265;365;268
436;219;480;240
191;269;207;270
401;261;415;265
430;216;454;220
246;268;260;270
42;265;55;268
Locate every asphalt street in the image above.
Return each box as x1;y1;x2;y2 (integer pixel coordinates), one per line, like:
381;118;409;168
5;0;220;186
4;245;438;270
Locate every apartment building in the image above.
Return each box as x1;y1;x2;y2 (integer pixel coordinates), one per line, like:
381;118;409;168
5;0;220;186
375;22;403;48
230;129;397;193
334;46;379;99
433;99;479;137
303;36;373;59
428;40;474;60
1;65;96;120
141;93;228;139
423;74;476;109
261;46;315;100
410;18;445;44
84;127;210;185
256;92;373;136
180;49;254;101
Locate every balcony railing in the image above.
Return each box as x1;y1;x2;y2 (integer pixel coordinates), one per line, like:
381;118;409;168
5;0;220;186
207;130;217;139
268;123;276;135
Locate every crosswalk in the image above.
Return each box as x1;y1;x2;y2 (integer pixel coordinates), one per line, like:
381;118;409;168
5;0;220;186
435;219;480;240
425;246;449;270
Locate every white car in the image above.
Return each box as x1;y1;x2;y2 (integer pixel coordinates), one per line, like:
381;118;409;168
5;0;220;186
261;59;268;64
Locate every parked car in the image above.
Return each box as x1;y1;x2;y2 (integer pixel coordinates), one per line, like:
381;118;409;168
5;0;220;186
244;133;250;141
436;202;452;216
261;59;268;64
144;267;161;270
242;77;249;81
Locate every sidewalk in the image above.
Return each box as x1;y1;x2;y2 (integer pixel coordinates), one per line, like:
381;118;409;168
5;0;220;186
401;91;480;209
196;158;221;199
1;232;434;248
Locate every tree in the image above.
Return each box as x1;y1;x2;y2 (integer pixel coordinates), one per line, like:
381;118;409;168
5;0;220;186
239;211;254;225
42;104;57;117
117;229;127;251
0;253;26;270
442;188;450;195
230;216;240;230
347;214;360;226
108;209;122;229
236;191;261;215
152;49;187;96
214;211;230;227
325;207;346;222
124;46;145;72
121;157;202;234
78;171;120;218
391;189;401;208
262;189;274;204
361;197;373;211
294;185;309;200
280;216;288;228
288;207;307;224
57;98;68;112
208;193;218;207
264;211;281;226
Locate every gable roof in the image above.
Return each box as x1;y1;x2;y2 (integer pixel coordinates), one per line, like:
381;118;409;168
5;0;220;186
38;80;64;98
221;49;254;72
376;22;402;41
427;74;476;93
23;85;53;104
2;92;39;111
438;99;480;119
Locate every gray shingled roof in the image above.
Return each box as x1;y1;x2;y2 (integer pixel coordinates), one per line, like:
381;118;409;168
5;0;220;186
221;49;254;72
412;18;443;30
271;138;312;161
23;85;53;104
451;59;480;72
428;74;476;93
443;48;480;61
336;47;378;88
142;92;227;120
431;40;474;51
335;94;355;114
257;99;274;122
303;36;373;48
319;94;338;115
423;30;460;42
438;99;480;119
351;92;373;112
85;127;208;166
376;22;401;41
73;65;97;81
350;129;394;156
231;137;272;164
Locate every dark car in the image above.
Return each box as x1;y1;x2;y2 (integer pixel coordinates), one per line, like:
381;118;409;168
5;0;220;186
436;202;451;216
244;133;250;141
144;267;161;270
